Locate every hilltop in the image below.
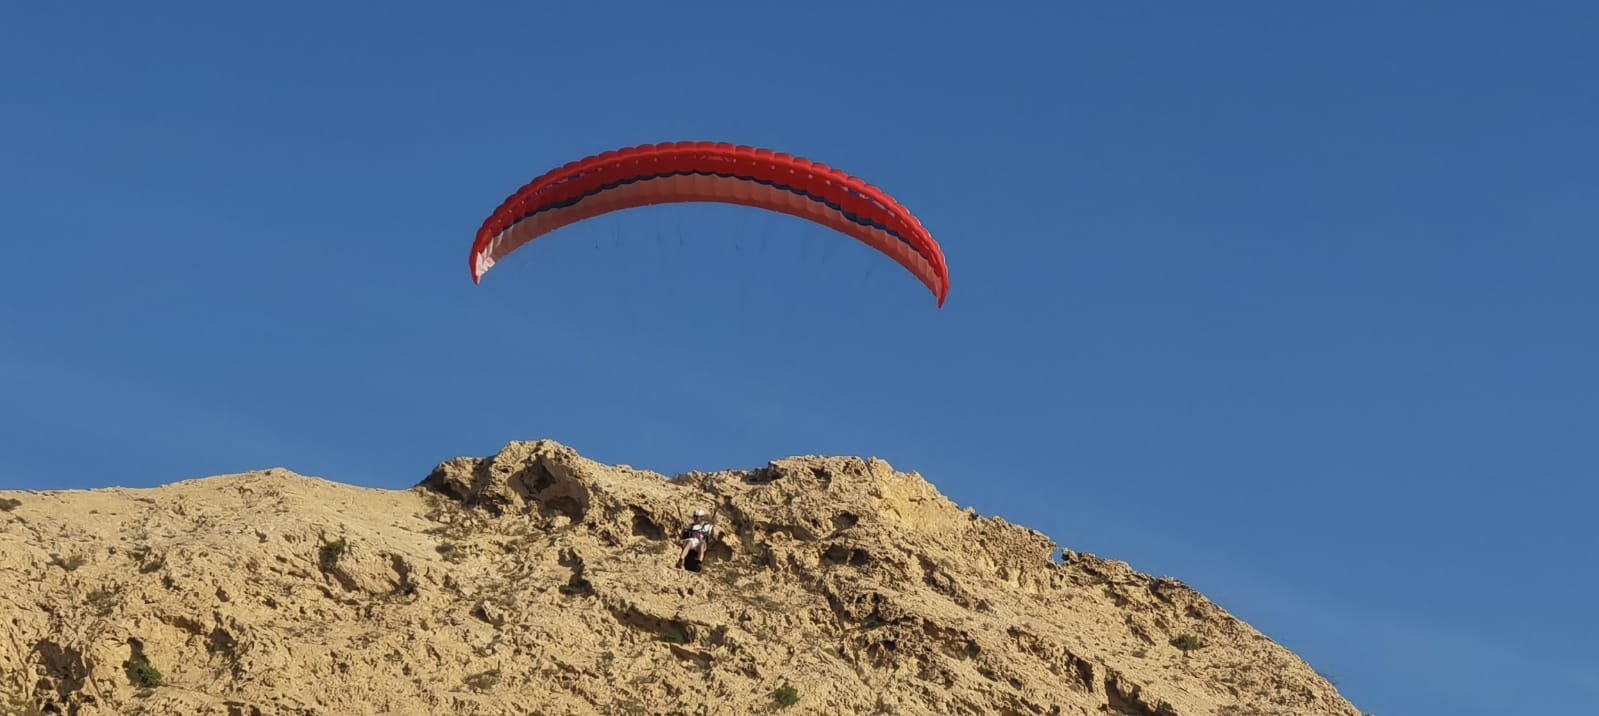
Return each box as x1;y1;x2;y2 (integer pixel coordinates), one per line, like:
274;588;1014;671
0;440;1363;715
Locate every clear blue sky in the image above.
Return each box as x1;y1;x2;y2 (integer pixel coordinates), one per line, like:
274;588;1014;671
3;2;1595;713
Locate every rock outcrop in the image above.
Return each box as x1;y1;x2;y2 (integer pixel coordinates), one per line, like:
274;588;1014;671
0;439;1363;715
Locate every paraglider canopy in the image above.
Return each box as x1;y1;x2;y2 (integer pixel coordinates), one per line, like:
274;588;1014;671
469;141;950;307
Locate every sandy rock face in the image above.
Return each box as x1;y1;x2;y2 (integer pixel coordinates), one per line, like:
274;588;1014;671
0;440;1365;715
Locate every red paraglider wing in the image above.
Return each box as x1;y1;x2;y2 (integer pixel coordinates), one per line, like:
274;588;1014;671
469;141;950;306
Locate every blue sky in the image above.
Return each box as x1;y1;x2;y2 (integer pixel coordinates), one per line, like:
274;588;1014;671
3;2;1595;713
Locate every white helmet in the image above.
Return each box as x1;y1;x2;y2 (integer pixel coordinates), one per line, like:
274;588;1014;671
693;509;707;519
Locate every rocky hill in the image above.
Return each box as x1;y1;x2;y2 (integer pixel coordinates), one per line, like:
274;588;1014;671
0;440;1364;715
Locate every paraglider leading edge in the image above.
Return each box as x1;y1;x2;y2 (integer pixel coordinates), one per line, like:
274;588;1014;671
468;141;950;307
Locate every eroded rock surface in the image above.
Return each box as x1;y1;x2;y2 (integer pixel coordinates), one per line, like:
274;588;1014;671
0;440;1363;715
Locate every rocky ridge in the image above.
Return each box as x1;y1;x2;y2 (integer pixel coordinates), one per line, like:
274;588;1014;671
0;440;1363;715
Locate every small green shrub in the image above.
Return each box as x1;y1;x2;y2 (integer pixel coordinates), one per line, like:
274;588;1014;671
1171;633;1206;655
319;537;347;571
772;682;799;708
0;497;21;512
124;657;163;688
